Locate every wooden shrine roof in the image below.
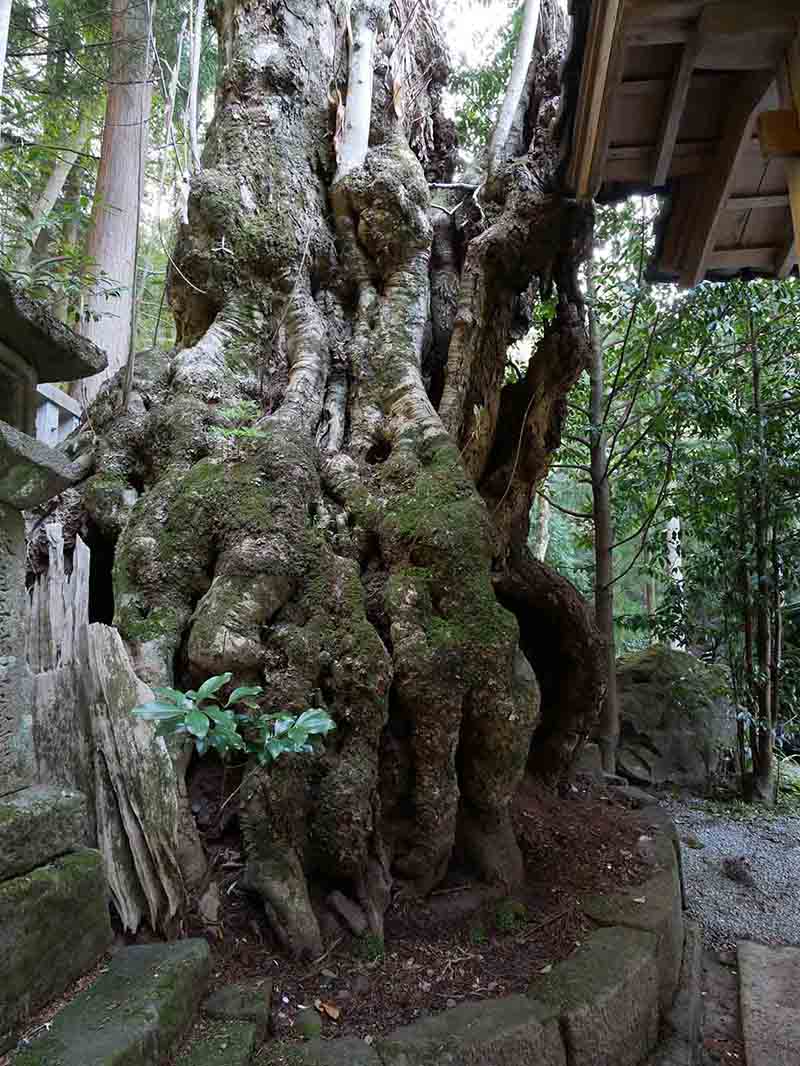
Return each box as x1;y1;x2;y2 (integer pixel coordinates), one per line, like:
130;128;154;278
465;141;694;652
561;1;800;286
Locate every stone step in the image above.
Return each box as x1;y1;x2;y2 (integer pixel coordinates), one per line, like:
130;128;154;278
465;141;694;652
738;940;800;1066
177;1018;258;1065
172;981;272;1065
10;939;210;1066
1;848;112;1053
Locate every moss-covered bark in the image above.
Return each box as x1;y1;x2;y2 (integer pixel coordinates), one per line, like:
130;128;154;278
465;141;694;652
68;0;602;955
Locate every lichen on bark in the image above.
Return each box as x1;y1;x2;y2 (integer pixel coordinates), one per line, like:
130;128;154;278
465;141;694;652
65;0;603;954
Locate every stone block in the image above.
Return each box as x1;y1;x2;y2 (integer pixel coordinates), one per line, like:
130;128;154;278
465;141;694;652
261;1038;381;1065
0;272;107;384
0;502;30;797
528;926;660;1066
582;865;684;1015
203;981;272;1041
377;995;566;1065
738;941;800;1066
177;1018;257;1065
10;939;210;1065
0;420;80;509
0;786;89;881
0;849;112;1052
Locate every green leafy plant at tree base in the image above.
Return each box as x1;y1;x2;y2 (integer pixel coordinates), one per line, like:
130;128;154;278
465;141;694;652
131;672;335;763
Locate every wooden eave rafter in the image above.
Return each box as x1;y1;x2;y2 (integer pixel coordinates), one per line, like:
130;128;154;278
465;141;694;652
566;0;800;285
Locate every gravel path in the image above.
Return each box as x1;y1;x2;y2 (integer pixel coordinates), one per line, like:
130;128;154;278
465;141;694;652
660;797;800;951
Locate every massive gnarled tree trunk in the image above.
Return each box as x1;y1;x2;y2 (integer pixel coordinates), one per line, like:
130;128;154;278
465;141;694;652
72;0;603;956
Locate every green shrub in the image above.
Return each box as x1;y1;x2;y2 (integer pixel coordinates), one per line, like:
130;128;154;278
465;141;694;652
131;672;335;764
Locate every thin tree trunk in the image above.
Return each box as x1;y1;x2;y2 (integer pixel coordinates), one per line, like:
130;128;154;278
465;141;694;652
53;161;82;322
749;328;774;804
187;0;204;173
77;0;152;406
0;0;11;131
530;492;550;561
735;473;754;796
665;512;686;649
771;524;782;751
14;113;93;272
334;0;385;182
487;0;541;176
587;262;617;774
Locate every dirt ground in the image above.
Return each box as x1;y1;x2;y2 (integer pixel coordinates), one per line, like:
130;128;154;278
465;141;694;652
193;772;653;1043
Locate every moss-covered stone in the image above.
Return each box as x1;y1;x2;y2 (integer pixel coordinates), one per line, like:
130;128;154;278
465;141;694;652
176;1018;257;1065
613;645;737;790
0;786;88;881
528;926;659;1066
0;849;111;1053
203;981;272;1040
10;939;210;1065
377;995;566;1066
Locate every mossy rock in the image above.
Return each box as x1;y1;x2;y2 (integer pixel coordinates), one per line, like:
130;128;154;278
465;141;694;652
611;645;736;790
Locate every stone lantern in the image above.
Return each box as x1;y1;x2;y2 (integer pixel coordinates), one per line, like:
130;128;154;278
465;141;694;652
0;273;107;796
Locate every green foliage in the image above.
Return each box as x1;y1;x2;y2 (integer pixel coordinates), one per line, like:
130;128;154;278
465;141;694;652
449;5;522;153
354;933;385;961
468;921;488;946
131;672;336;763
493;898;528;933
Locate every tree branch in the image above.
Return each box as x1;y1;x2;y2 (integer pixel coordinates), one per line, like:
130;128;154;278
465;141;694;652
537;490;593;522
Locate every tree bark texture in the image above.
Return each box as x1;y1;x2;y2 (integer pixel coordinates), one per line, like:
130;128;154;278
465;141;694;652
587;266;617;774
72;0;600;954
78;0;152;406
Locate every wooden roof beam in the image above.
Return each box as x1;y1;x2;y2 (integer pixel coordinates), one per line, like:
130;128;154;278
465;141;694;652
679;71;774;287
652;32;703;186
727;194;790;210
567;0;625;200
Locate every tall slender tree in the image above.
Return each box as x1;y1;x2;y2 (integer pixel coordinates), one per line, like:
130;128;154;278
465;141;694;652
78;0;153;405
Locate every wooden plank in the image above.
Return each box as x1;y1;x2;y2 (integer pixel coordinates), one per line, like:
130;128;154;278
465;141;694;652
569;0;624;199
727;194;790;210
707;247;778;271
652;32;703;186
588;25;629;196
695;3;798;70
659;180;701;272
605;140;715;182
625;20;691;47
679;71;774;287
619;72;719;97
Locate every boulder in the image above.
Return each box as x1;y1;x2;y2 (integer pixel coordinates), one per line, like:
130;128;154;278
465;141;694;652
612;646;736;790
